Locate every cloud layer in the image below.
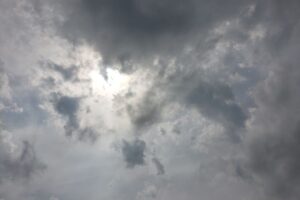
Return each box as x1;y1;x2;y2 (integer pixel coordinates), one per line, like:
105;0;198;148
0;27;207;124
0;0;300;199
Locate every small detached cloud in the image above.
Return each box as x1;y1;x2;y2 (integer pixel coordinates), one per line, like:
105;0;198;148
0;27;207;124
152;157;165;175
122;139;146;168
54;95;80;136
53;95;98;142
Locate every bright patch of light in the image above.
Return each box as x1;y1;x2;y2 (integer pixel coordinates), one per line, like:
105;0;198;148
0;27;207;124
89;68;130;97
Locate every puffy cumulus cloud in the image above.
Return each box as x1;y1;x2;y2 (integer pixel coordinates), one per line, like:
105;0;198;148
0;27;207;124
122;139;146;168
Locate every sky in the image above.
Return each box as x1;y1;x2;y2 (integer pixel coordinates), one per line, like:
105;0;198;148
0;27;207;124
0;0;300;200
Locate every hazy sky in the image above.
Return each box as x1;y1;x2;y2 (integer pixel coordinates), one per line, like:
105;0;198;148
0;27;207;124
0;0;300;200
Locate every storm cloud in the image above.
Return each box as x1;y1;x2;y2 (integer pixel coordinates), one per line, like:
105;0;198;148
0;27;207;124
242;31;300;199
53;0;252;65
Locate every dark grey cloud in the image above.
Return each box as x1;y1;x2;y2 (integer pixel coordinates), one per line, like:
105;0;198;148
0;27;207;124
54;95;80;136
122;139;146;168
51;0;251;66
240;22;300;199
244;69;300;199
256;0;300;55
152;157;165;175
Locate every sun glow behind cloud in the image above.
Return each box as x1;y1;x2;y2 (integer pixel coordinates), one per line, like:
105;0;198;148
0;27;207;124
89;67;130;98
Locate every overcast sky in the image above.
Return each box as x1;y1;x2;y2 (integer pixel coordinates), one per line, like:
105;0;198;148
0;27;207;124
0;0;300;200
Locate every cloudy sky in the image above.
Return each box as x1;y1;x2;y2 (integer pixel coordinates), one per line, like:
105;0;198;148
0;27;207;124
0;0;300;199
